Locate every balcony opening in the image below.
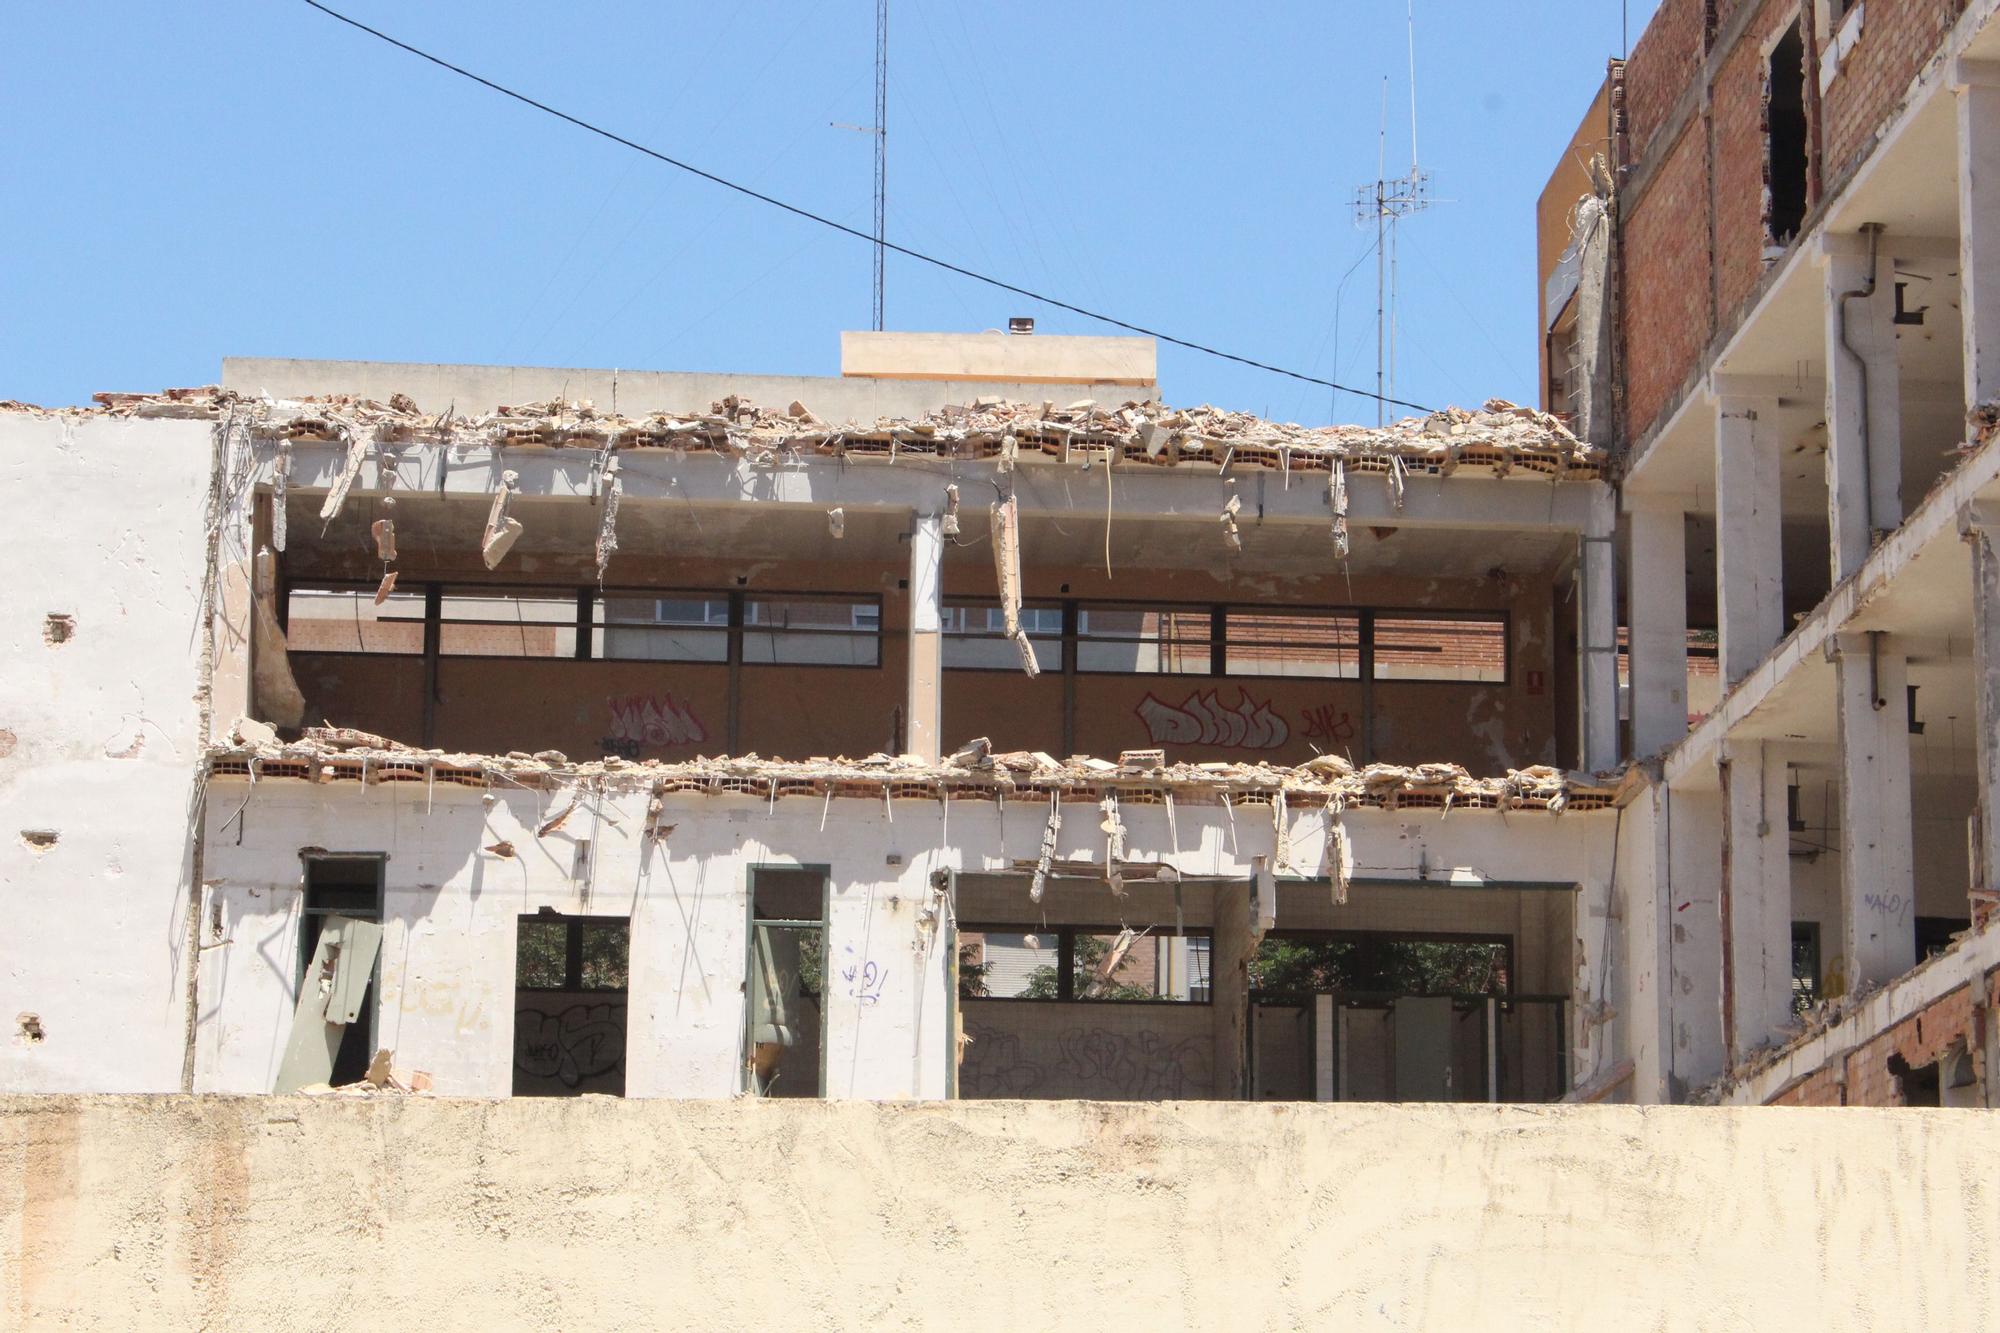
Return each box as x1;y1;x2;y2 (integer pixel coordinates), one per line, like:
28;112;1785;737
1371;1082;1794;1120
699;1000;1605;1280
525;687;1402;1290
1766;21;1809;249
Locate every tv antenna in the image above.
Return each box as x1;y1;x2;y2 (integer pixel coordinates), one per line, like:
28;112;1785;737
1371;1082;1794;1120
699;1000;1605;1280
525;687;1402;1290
831;0;889;330
1350;0;1432;424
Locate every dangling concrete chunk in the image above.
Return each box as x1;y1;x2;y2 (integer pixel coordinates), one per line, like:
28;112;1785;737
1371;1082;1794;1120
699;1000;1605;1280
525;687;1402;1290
989;493;1040;677
482;469;522;569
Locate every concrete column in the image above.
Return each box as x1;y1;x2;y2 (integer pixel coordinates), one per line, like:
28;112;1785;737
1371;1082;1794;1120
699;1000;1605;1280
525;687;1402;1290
1580;497;1619;772
906;510;944;762
1627;497;1690;756
1954;59;2000;417
1966;506;2000;911
1821;231;1903;583
1831;633;1917;990
1664;782;1727;1098
1712;386;1784;686
1719;740;1793;1063
1210;881;1254;1099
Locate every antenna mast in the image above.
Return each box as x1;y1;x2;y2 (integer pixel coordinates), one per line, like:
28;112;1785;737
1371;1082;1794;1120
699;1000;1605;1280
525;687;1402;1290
1351;0;1431;425
871;0;887;330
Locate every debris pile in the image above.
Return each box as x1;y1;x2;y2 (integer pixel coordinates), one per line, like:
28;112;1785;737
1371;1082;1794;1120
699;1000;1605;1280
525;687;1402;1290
296;1048;433;1097
23;385;1606;480
207;724;1618;814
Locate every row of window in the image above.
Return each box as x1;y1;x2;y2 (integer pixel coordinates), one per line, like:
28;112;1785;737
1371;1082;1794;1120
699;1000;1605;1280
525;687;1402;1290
284;584;1507;682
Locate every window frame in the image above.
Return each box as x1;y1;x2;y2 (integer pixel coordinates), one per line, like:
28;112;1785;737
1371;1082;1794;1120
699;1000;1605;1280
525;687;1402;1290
959;922;1214;1005
1072;602;1216;677
1367;610;1511;686
941;597;1064;673
512;914;632;995
739;592;885;670
279;581;429;658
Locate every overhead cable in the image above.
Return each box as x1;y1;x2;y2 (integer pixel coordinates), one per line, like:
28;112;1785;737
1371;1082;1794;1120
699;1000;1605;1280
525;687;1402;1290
297;0;1436;414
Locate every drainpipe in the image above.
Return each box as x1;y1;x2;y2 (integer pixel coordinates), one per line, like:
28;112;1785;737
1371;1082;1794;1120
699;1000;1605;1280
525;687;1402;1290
1834;222;1886;544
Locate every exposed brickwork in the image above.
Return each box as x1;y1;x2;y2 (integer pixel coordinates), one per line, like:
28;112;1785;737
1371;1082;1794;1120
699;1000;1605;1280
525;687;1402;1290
1622;123;1715;436
1821;0;1967;187
1625;0;1708;165
1608;0;1972;445
1768;1061;1844;1105
1712;1;1804;322
1760;982;1986;1105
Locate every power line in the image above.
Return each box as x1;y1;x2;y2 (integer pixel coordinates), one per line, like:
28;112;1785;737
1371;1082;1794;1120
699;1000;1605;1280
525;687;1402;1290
294;0;1435;415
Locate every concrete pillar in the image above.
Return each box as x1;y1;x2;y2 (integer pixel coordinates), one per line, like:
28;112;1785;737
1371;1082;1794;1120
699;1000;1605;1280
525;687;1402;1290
1664;783;1727;1098
1627;497;1690;756
1821;231;1903;583
1954;59;2000;417
1712;385;1784;685
1719;740;1793;1063
906;510;944;762
1580;497;1619;772
1832;633;1917;990
1210;881;1254;1099
1966;506;2000;911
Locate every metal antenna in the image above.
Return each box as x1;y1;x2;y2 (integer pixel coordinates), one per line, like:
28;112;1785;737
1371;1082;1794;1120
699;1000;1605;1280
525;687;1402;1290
831;0;888;330
1350;0;1432;425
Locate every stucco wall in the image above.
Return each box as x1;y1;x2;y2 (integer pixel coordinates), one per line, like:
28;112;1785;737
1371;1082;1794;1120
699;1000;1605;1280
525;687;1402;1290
0;414;213;1093
5;1095;1997;1330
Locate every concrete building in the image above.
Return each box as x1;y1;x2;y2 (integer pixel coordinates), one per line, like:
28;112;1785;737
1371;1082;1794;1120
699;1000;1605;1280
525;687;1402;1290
2;331;1631;1104
1539;0;2000;1104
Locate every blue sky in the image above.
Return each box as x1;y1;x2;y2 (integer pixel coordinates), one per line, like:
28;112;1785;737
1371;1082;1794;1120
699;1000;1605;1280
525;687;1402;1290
2;2;1655;420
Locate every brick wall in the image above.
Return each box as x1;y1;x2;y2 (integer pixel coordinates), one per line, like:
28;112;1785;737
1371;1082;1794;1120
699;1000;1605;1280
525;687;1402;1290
1764;981;1980;1105
1625;0;1708;164
1622;123;1715;436
1821;0;1968;186
1712;1;1804;321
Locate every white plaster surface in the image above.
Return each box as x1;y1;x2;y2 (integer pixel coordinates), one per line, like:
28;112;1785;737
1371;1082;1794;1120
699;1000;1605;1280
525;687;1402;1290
0;415;213;1093
5;1094;1999;1330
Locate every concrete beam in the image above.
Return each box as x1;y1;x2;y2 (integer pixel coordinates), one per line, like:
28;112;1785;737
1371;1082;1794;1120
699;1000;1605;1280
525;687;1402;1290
1719;741;1794;1064
1713;392;1785;685
1581;525;1619;774
1956;61;2000;416
906;511;944;763
1832;633;1918;991
1821;234;1904;582
273;442;1613;534
1628;500;1691;757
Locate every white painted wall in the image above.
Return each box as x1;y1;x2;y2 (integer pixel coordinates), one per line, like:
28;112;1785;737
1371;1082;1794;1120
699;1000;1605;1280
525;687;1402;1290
192;774;1619;1100
0;414;214;1093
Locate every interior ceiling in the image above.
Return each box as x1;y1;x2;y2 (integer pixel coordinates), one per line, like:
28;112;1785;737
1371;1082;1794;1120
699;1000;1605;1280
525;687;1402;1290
291;492;1575;582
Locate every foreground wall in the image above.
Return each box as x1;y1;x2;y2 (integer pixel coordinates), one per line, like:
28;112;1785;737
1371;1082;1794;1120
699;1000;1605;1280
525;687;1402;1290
5;1095;1997;1330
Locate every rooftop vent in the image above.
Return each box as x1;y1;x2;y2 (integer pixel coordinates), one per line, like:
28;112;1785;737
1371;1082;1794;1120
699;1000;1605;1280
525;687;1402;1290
1007;317;1035;336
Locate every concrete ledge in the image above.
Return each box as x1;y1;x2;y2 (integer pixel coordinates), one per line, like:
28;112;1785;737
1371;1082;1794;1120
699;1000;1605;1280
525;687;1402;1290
5;1096;1999;1328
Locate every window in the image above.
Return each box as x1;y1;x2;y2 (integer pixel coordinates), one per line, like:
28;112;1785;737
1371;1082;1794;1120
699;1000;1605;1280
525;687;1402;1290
1372;615;1507;683
742;597;880;667
959;925;1211;1003
1766;21;1809;248
1224;609;1361;679
439;587;580;658
513;913;629;1098
596;595;729;662
299;855;385;1087
1076;606;1211;674
748;869;826;1097
943;599;1062;670
1791;922;1820;1013
283;585;425;654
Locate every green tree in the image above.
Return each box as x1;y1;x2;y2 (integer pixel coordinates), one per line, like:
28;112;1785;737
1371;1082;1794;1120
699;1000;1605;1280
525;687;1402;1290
1021;932;1154;1001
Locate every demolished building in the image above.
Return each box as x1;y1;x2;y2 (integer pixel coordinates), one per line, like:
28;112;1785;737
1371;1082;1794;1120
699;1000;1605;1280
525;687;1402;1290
1;333;1629;1102
1539;0;2000;1105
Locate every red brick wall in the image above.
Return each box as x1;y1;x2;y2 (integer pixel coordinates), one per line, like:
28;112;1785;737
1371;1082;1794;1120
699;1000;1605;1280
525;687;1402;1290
1625;0;1708;164
1764;982;1979;1106
1712;1;1806;322
1622;122;1715;436
1821;0;1968;186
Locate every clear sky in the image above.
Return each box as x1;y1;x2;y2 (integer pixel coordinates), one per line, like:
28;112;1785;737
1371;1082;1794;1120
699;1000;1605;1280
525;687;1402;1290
2;1;1657;421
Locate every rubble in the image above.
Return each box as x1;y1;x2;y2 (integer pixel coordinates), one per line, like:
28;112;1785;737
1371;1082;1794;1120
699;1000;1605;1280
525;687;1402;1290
205;724;1618;815
12;385;1607;480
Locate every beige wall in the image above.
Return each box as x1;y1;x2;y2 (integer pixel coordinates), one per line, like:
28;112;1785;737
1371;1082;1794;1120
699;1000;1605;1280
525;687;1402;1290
6;1095;1999;1329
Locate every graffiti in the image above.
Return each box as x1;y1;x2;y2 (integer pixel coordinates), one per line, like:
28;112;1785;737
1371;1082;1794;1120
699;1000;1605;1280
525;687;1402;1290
1863;892;1909;918
1056;1027;1201;1099
602;693;708;758
1135;688;1288;750
959;1028;1046;1097
514;999;625;1088
1299;704;1356;746
840;959;888;1006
